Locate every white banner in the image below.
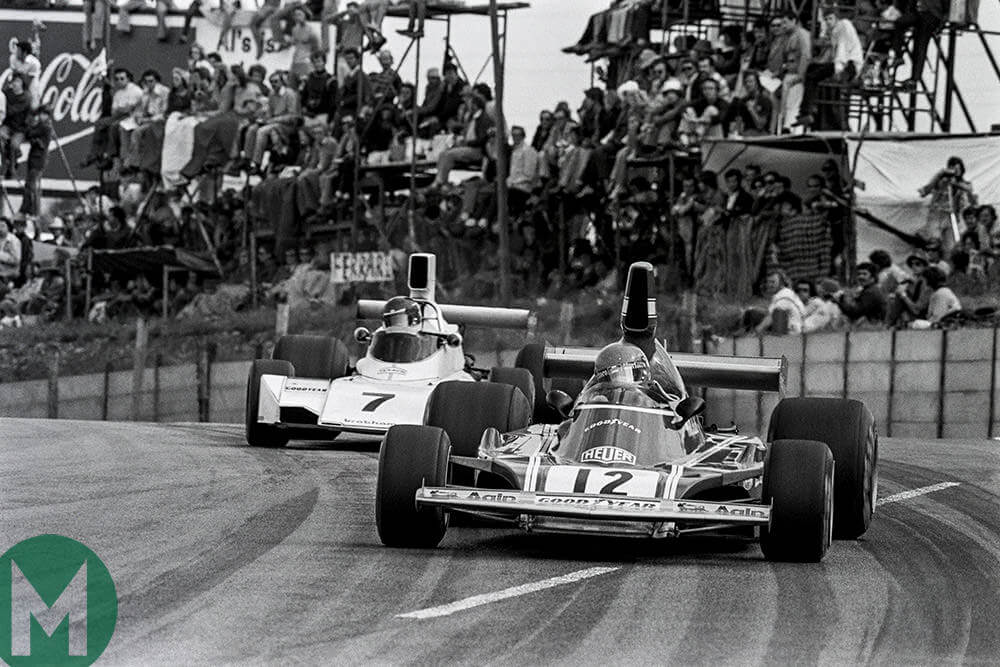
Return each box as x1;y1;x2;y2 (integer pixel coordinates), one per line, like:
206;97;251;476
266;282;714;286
329;252;395;284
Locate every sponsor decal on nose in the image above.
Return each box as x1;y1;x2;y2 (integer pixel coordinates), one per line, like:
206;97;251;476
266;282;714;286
580;446;637;465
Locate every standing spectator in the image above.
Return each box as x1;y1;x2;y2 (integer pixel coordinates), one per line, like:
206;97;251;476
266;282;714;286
755;269;805;334
288;6;320;81
531;109;554;152
778;10;811;132
897;0;947;87
743;20;771;72
369;49;402;107
506;125;539;217
0;217;22;285
837;261;887;326
83;68;143;168
1;73;31;179
722;168;754;219
918;156;975;251
19;104;52;217
397;0;427;38
10;214;33;287
300;50;337;121
251;0;282;59
337;48;372;119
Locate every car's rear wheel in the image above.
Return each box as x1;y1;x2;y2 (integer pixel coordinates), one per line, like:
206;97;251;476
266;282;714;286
488;367;536;416
514;343;548;421
273;334;351;379
376;425;450;548
768;397;878;539
760;439;834;562
245;359;293;448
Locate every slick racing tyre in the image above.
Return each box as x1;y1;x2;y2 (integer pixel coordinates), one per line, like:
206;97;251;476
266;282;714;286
768;397;878;539
760;439;834;563
273;335;351;379
376;425;450;548
514;343;548;421
425;381;531;457
245;359;293;448
488;367;536;416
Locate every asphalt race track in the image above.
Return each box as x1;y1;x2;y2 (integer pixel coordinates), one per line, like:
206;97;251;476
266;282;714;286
2;418;1000;665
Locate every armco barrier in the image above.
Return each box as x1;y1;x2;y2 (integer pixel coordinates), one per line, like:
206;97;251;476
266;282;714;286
705;327;1000;439
0;330;998;438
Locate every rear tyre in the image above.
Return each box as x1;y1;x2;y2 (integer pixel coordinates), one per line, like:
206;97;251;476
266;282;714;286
514;343;548;421
245;359;293;448
376;425;450;548
273;334;351;379
760;439;834;562
768;397;878;539
425;381;531;457
488;367;536;416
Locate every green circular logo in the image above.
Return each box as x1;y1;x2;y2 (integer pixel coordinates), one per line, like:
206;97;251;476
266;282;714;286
0;535;117;666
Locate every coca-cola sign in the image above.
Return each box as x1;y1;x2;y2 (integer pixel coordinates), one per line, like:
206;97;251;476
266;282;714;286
0;10;188;188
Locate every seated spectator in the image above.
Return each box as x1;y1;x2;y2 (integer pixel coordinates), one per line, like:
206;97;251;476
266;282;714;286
722;70;772;136
300;50;337;122
678;79;728;145
837;261;886;326
755;269;805;334
693;53;732;103
121;69;169;173
646;81;685;148
888;253;930;325
924;238;951;276
9;28;42;107
923;265;962;324
246;70;302;173
802;277;845;332
431;92;493;188
83;68;143;168
869;248;911;295
0;217;22;286
801;7;864;130
168;67;192;113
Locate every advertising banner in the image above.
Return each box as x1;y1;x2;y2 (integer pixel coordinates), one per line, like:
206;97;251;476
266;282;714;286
329;252;395;284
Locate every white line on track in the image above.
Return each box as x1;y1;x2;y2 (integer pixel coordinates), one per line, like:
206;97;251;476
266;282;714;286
397;566;620;620
877;482;961;507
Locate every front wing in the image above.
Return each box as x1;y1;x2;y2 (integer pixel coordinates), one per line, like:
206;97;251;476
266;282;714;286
416;487;772;525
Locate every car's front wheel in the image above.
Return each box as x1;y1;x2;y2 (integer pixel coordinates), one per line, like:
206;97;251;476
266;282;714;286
375;425;450;548
245;359;293;448
760;439;834;562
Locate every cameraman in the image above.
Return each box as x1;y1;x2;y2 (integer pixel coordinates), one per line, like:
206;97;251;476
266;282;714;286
918;156;976;252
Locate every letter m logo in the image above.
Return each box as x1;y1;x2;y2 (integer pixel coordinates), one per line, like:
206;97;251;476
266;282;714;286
10;560;87;656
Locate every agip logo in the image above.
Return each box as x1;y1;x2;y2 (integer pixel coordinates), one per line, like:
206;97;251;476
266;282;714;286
0;535;117;666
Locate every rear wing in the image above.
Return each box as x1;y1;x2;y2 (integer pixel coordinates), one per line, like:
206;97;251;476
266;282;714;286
357;300;532;330
543;346;786;394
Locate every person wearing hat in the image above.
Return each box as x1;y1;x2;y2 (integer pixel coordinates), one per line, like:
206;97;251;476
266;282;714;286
48;217;72;247
633;48;663;92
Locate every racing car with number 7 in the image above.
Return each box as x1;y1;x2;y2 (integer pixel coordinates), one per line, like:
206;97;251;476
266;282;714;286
245;253;536;447
375;262;878;562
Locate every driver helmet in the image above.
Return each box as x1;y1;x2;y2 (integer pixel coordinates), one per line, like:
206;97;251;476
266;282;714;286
382;296;421;328
592;342;650;386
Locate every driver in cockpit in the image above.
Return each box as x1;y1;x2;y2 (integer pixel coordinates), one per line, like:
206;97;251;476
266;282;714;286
382;296;422;331
589;342;680;407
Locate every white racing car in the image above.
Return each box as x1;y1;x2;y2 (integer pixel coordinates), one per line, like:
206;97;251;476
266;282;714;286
245;253;536;447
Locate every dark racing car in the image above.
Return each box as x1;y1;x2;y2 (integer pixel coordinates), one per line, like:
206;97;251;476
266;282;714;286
375;263;878;562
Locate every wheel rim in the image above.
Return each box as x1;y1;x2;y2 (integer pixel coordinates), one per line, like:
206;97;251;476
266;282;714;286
824;461;834;551
865;424;878;518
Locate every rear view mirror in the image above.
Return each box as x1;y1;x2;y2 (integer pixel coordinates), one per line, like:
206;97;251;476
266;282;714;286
445;332;462;347
673;396;706;426
546;390;574;419
354;327;372;343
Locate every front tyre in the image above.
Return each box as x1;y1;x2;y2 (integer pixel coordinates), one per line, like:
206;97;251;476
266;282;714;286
760;439;834;562
768;397;878;539
376;425;450;548
245;359;293;448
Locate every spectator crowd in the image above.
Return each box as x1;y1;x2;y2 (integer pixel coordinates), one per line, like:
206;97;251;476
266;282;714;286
0;0;994;335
